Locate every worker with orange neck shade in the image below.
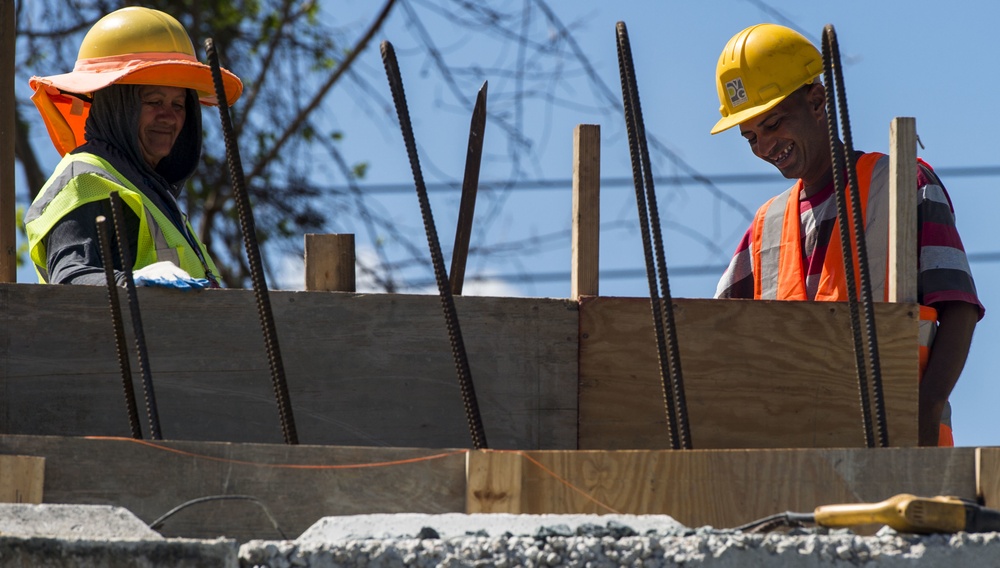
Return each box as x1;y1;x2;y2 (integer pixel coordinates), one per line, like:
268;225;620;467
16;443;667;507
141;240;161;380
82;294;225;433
25;7;243;289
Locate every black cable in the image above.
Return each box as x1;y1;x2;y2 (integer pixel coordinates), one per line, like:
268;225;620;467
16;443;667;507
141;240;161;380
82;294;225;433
96;214;142;440
381;40;488;450
148;495;287;540
205;38;298;445
735;511;815;533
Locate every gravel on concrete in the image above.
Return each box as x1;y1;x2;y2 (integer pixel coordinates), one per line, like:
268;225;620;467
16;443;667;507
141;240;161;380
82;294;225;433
238;515;1000;567
5;505;1000;567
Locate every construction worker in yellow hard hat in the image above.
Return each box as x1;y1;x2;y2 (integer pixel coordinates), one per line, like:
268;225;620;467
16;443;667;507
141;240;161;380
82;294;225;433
710;23;983;447
25;6;243;289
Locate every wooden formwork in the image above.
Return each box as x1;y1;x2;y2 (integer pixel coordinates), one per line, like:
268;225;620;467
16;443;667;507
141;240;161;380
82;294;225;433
0;435;990;541
0;283;919;450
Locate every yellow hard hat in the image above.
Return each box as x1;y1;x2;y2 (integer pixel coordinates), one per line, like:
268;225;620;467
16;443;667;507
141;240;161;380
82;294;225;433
29;6;243;155
710;23;823;135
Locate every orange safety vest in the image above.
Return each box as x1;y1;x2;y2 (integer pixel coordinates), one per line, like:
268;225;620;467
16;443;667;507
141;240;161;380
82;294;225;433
749;152;951;446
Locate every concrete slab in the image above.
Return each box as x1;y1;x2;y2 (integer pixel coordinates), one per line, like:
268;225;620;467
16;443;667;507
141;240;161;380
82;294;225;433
0;536;238;568
296;512;685;542
0;503;162;540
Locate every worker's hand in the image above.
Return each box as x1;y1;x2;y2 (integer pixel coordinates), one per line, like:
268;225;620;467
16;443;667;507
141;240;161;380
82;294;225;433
131;261;208;290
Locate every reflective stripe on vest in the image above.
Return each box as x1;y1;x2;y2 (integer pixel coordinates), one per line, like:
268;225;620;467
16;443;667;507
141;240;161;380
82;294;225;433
25;152;216;282
755;153;887;301
26;162;174;266
750;153;950;445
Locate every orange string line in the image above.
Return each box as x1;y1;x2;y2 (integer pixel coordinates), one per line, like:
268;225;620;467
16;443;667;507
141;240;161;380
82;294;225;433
83;436;470;469
485;449;622;515
83;437;622;514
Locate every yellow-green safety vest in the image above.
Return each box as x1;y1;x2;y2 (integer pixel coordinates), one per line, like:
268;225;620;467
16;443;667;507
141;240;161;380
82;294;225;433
25;152;219;283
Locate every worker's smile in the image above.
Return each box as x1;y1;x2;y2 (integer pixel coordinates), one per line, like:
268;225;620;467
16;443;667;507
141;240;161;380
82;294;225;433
771;142;794;166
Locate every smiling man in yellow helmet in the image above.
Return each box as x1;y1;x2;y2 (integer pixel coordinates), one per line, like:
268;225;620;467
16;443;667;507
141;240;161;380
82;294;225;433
710;24;983;446
25;6;242;289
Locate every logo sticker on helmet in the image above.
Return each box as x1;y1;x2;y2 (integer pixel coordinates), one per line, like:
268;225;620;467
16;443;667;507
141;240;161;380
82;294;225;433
726;78;748;108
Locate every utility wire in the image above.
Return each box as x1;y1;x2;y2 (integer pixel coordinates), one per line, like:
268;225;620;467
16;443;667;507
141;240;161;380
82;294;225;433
405;250;1000;288
345;165;1000;195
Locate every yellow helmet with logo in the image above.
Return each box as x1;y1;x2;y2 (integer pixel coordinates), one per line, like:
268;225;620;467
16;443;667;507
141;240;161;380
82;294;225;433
29;6;243;155
710;24;823;135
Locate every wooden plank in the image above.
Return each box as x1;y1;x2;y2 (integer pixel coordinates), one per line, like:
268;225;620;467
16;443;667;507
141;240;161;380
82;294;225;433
472;447;977;529
888;117;918;303
0;434;466;541
0;0;15;282
304;233;356;292
0;285;579;450
977;447;1000;508
571;124;600;299
0;454;44;504
579;297;920;449
466;450;523;513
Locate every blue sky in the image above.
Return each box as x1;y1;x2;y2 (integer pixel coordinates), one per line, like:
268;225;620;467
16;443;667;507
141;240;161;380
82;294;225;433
18;1;999;447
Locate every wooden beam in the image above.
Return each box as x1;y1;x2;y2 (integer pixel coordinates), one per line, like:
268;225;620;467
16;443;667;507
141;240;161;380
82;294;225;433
0;0;16;282
571;124;600;299
977;447;1000;508
0;435;465;541
4;434;978;540
579;297;920;449
466;450;523;513
304;233;356;292
888;117;917;303
0;454;44;504
463;447;976;529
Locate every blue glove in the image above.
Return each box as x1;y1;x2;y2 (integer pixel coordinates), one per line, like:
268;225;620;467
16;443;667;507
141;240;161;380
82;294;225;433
133;275;209;290
131;261;209;290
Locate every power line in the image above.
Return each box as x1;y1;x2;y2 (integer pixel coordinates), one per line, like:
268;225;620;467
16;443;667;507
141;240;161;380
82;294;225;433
406;250;1000;288
348;165;1000;194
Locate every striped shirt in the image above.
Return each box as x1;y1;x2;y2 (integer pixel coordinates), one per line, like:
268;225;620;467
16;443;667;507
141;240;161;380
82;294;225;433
715;156;984;319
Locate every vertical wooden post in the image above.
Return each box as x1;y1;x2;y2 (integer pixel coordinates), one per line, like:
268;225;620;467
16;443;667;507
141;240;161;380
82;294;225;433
0;455;44;504
888;117;917;303
304;234;356;292
0;0;16;282
571;124;600;299
466;450;523;514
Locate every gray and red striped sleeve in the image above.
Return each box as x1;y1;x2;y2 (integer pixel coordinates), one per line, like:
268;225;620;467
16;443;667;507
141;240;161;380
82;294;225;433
917;163;984;319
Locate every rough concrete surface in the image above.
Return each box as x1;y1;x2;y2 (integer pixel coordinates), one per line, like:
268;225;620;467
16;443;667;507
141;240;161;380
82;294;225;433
4;505;1000;566
0;536;238;568
240;514;1000;567
0;503;162;540
296;513;686;542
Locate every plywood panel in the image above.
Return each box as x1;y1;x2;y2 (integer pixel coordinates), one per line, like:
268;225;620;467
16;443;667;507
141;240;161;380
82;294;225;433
579;297;920;449
0;284;578;450
469;448;976;529
0;434;466;541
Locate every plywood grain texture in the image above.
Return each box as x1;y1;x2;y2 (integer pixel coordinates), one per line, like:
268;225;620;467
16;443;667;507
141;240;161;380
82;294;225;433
579;297;920;449
467;447;976;528
0;284;579;450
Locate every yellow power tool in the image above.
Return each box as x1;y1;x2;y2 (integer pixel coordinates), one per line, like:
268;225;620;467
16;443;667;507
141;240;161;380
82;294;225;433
739;494;1000;534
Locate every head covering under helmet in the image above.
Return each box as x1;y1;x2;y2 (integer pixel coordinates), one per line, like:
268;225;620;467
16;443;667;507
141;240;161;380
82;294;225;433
29;6;242;156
